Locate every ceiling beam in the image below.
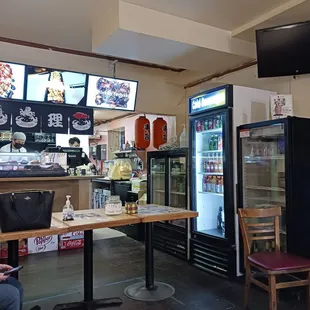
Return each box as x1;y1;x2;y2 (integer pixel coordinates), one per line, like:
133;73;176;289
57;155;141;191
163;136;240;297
232;0;306;37
0;36;186;73
183;60;257;89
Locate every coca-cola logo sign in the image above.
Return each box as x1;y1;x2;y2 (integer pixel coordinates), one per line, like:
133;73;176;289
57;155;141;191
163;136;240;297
67;240;83;247
33;236;53;246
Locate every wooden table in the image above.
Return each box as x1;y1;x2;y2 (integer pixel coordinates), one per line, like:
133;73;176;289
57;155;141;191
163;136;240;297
0;205;198;309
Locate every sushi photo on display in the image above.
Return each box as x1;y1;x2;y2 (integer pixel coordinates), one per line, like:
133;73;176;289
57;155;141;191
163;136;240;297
26;66;87;105
86;75;138;111
0;62;26;100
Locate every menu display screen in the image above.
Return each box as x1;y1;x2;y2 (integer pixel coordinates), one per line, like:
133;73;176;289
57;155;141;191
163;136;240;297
0;62;26;100
86;75;138;111
26;66;87;105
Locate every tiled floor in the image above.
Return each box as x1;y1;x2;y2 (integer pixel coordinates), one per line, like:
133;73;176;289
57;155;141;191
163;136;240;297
14;236;306;310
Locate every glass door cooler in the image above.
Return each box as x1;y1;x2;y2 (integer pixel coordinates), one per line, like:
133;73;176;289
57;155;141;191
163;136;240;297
147;149;189;260
237;117;310;271
189;85;236;277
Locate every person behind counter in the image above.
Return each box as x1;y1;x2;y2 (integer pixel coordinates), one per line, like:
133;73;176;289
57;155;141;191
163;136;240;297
0;132;27;153
68;137;90;166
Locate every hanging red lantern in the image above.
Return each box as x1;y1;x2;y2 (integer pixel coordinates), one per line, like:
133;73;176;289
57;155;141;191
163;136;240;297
152;117;167;149
135;115;150;149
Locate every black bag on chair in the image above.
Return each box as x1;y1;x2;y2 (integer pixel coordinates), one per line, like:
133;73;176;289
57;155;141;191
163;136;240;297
0;190;55;232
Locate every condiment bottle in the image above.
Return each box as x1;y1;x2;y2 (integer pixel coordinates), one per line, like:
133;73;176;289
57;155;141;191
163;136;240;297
63;195;75;221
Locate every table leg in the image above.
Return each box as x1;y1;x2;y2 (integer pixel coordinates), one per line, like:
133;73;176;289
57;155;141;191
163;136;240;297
8;240;19;280
54;230;123;310
124;222;175;301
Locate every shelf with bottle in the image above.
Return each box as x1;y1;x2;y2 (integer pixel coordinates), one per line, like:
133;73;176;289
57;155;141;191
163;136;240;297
246;141;285;158
245;185;285;192
201;174;224;195
246;196;285;204
200;152;223;174
198;191;224;197
195;115;223;133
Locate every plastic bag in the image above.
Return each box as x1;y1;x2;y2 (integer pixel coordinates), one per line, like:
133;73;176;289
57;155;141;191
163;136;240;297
119;161;132;180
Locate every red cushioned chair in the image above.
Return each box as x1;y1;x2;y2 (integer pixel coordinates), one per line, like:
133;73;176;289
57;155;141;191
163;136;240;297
238;207;310;310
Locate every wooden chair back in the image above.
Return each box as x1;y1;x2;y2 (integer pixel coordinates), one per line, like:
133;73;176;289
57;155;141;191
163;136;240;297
238;207;281;258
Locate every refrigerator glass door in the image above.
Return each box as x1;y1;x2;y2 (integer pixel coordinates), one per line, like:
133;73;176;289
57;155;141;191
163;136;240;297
150;157;166;205
168;156;187;227
240;123;286;251
193;112;226;238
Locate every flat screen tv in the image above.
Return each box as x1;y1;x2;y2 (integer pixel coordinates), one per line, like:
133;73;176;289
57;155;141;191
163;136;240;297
256;21;310;78
0;61;26;100
86;75;138;111
26;66;87;105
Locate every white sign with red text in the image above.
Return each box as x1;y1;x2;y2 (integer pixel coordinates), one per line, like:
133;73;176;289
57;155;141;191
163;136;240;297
59;231;84;241
28;235;58;254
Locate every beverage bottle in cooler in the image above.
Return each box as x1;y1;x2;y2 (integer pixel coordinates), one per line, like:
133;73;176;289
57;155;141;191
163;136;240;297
209;136;213;150
218;154;223;173
210;154;214;172
213;117;217;129
214;153;219;173
218;134;222;150
208;118;213;130
202;176;208;192
216;177;221;193
206;176;211;192
206;155;210;172
212;176;217;193
204;120;208;131
220;176;224;194
217;206;223;230
201;159;205;172
214;135;218;150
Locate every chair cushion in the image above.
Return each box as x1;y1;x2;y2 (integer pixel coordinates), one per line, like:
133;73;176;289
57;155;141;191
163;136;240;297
248;252;310;271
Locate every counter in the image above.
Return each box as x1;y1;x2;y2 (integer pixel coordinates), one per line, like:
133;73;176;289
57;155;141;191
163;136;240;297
0;176;96;212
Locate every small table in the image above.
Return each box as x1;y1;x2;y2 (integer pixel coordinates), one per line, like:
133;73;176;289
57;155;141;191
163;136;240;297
124;205;198;302
0;206;198;308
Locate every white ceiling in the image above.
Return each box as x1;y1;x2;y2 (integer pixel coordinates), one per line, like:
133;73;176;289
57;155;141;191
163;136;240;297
124;0;288;30
234;0;310;41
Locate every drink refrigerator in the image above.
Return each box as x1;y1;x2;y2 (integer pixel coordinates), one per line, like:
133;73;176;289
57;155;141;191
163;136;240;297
237;117;310;270
147;149;189;261
188;84;275;278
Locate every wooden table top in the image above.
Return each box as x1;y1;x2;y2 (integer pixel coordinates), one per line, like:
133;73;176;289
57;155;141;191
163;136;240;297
0;205;198;242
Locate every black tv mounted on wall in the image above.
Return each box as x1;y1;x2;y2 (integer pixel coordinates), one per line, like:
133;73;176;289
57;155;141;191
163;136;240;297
256;21;310;78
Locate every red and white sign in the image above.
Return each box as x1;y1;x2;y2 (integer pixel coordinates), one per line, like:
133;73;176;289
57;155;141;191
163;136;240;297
1;240;28;259
58;239;84;251
28;235;58;254
59;231;84;241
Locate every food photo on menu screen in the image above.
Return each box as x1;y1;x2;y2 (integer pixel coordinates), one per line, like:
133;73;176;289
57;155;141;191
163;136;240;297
26;66;87;105
0;62;25;100
86;75;138;111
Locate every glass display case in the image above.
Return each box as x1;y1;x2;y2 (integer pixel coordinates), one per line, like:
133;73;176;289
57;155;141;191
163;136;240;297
193;113;225;238
147;149;189;260
149;157;166;206
0;152;66;177
238;117;310;264
239;123;286;252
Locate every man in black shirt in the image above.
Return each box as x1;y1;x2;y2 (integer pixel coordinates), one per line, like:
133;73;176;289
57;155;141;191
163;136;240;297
68;137;90;166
